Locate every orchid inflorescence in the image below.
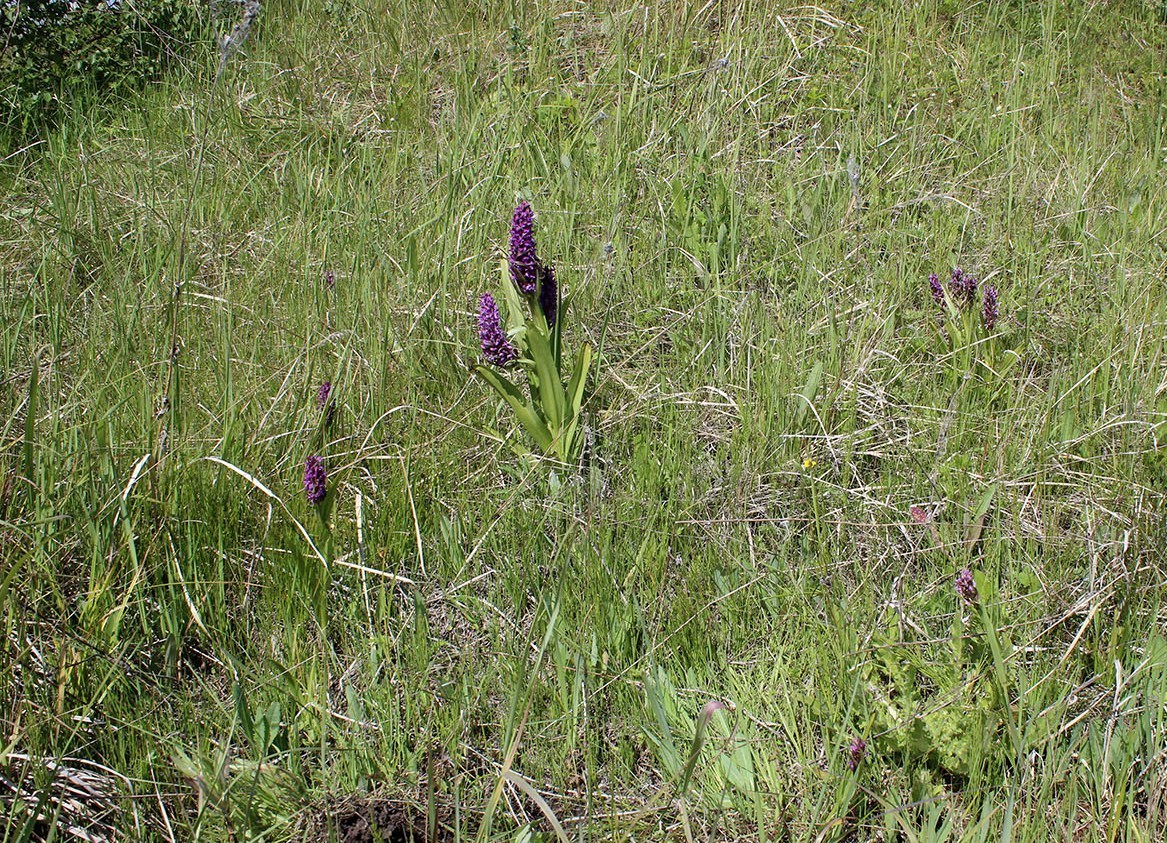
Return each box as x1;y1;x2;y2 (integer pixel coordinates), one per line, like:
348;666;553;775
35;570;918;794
955;568;979;604
846;736;867;772
303;455;327;505
477;293;519;367
982;285;999;331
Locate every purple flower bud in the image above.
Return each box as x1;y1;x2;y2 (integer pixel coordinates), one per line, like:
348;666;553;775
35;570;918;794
325;269;335;290
955;568;978;604
950;267;978;308
538;263;558;326
317;382;337;428
304;455;327;505
509;201;539;295
982;284;999;331
846;736;866;772
477;293;519;367
929;272;944;306
701;700;727;722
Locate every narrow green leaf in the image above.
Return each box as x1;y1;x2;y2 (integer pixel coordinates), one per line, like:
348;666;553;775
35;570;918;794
22;352;38;485
966;483;997;548
233;682;254;744
558;416;581;464
0;552;24;608
565;343;592;422
498;258;527;334
474;366;553;451
944;295;965;345
980;599;1022;761
524;325;564;431
552;293;571;370
795;361;822;425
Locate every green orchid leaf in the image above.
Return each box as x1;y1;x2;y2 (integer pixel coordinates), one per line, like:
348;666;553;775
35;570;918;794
474;366;553;452
557;416;580;464
524;323;564;431
498;258;528;335
566;342;592;421
795;361;822;426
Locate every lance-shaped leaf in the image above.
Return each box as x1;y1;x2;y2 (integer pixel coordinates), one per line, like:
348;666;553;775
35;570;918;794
565;342;592;423
552;344;592;462
943;293;965;345
524;321;564;432
474;365;553;452
499;258;528;335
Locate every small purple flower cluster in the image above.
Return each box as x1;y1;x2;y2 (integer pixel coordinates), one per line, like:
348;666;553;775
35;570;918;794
478;293;519;367
949;267;978;307
846;736;866;772
304;455;327;505
929;272;944;306
982;285;999;331
317;381;332;408
928;268;1000;331
955;568;978;604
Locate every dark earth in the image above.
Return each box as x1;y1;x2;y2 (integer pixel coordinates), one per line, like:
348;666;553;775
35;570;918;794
324;798;452;843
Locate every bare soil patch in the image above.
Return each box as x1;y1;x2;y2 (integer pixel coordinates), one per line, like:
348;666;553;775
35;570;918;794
310;796;453;843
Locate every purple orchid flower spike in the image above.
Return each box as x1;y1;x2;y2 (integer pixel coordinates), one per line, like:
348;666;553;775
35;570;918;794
477;293;519;367
509;201;539;295
950;267;978;308
304;455;327;505
846;736;867;772
929;272;945;306
982;284;999;331
955;568;979;604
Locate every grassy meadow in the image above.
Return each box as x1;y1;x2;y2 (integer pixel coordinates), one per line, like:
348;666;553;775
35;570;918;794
3;0;1167;840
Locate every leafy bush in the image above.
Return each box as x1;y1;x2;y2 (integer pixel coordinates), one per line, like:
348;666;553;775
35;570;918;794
0;0;205;139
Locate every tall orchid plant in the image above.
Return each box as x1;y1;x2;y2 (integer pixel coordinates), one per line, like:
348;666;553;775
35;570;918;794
474;202;593;464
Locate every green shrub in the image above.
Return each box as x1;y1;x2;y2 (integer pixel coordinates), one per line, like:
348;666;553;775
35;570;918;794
0;0;205;140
